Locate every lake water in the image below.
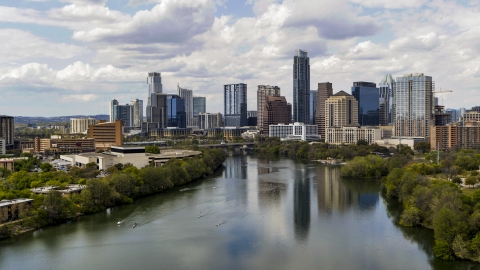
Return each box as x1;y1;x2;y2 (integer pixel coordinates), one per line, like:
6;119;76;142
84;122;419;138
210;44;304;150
0;154;478;270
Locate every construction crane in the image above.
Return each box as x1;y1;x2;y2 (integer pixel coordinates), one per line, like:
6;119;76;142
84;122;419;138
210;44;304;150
433;88;453;106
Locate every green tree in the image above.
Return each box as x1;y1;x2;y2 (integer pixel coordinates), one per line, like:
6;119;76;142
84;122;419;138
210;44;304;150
465;176;477;188
145;146;160;154
356;139;369;146
40;163;54;172
414;142;431;154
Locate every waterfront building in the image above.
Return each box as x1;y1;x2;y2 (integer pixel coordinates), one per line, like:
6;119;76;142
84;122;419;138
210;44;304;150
325;91;359;129
199;113;223;129
130;99;143;129
351;81;379;126
315;82;333;139
0;199;33;224
0;115;14;147
177;85;193;127
394;73;434;138
379;74;396;126
262;96;291;135
325;127;382;145
70;118;96;134
224;83;247;127
269;122;318;141
87;120;123;150
257;85;281;130
293;50;310;124
309;90;317;125
247;111;257;127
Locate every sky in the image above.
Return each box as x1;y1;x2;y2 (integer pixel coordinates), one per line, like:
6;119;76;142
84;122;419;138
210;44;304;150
1;0;480;117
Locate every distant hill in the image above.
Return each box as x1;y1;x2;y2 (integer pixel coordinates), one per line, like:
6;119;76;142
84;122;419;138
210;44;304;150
14;115;109;124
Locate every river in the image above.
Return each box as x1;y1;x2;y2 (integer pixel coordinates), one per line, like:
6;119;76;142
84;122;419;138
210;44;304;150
0;154;478;270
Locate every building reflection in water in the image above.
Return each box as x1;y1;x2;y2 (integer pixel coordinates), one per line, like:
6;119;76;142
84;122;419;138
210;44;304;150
257;157;286;207
294;168;310;243
224;155;247;179
316;165;379;213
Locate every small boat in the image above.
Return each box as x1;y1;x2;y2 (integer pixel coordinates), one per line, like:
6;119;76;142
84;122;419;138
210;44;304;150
213;186;216;189
132;222;138;229
117;221;122;225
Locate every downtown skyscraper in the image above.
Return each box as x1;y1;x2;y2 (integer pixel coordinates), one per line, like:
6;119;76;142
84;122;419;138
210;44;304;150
293;50;310;124
351;82;379;126
257;85;280;132
379;74;396;126
394;73;434;138
177;84;193;127
224;83;247;127
146;72;162;124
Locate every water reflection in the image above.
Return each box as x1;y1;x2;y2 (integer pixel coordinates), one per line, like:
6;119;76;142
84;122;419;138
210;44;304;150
224;154;247;179
293;168;310;243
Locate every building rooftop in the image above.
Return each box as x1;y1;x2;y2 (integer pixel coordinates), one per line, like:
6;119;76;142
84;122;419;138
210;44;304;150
0;198;34;207
30;185;86;194
333;90;351;97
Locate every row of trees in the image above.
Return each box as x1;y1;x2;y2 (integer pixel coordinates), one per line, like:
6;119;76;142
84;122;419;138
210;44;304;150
0;148;226;239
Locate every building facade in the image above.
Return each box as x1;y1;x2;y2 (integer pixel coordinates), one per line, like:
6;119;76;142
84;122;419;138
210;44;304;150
199;113;223;129
0;115;14;147
315;82;333;139
166;94;186;128
224;83;247;127
34;137;95;155
130;99;143;129
146;93;168;131
293;50;310;124
257;85;281;130
112;104;134;129
177;85;193;127
351;81;379;126
88;120;123;150
262;96;291;135
325;127;382;145
394;73;434;138
431;123;480;150
70;118;97;134
0;139;5;155
309;90;317;125
146;72;163;123
269;122;318;141
379;74;396;126
0;199;33;224
325;91;359;129
433;105;452;126
109;99;119;122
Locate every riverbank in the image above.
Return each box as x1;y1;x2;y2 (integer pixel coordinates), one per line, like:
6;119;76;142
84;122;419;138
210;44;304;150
0;148;226;241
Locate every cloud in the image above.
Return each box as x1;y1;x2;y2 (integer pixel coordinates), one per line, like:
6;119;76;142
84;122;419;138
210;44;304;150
59;94;98;103
348;0;428;9
59;0;108;4
72;0;216;44
0;29;87;64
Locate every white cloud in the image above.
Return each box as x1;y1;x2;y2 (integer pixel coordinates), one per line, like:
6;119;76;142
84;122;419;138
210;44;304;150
59;94;98;103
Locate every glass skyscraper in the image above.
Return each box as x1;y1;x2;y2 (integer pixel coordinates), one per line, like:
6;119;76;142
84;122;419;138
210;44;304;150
394;73;434;138
224;83;247;127
166;94;186;128
146;72;162;124
379;74;395;126
351;82;379;126
193;96;206;117
293;50;310;124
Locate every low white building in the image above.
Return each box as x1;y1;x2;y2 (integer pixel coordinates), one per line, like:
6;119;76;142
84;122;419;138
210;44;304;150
375;137;425;149
325;127;382;145
269;122;319;141
61;146;201;170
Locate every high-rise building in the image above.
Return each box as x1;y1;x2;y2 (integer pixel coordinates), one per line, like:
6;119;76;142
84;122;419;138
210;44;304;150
166;94;186;128
433;105;452;126
325;91;359;128
0;115;14;147
379;74;396;126
315;82;333;139
309;90;317;125
146;72;163;123
293;50;310;124
224;83;247;127
146;93;168;131
431;123;480;150
199;113;223;129
351;82;379;126
262;96;291;135
109;99;119;122
130;99;143;129
394;73;434;138
112;104;134;128
446;108;460;123
257;85;281;130
70;118;97;134
177;85;193;127
193;96;206;117
247;111;257;127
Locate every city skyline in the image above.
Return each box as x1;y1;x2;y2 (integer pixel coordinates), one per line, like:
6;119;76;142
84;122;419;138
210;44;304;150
0;0;478;116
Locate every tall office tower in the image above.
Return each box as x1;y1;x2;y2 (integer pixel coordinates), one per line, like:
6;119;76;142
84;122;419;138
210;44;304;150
446;108;459;123
325;91;359;128
70;118;97;134
247;111;258;127
257;85;281;130
177;85;193;127
394;73;434;138
88;120;123;150
379;74;396;126
109;99;119;122
112;104;134;128
309;90;317;125
351;81;379;126
166;94;186;128
262;96;292;135
147;93;168;130
0;115;14;146
130;99;143;128
193;96;206;117
146;72;162;122
315;82;333;139
224;83;247;127
434;105;452;126
293;49;310;124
